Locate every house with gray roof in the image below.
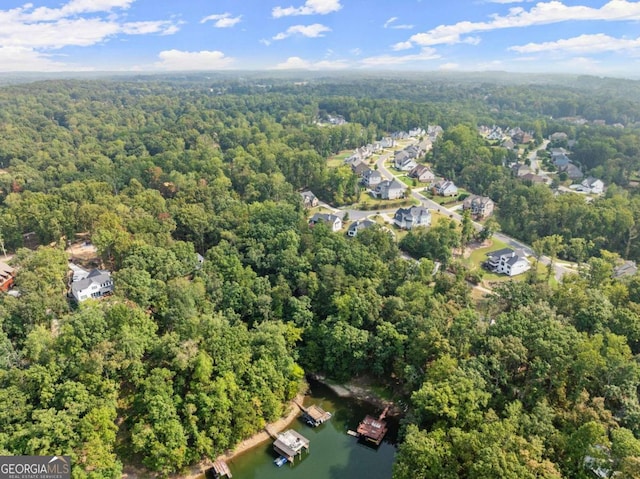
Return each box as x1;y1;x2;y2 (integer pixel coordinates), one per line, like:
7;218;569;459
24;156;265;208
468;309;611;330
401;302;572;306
394;206;431;230
300;191;318;208
374;179;406;200
485;248;530;276
71;269;114;302
347;219;376;237
362;168;382;188
462;195;494;219
309;213;343;232
408;165;435;183
433;180;458;197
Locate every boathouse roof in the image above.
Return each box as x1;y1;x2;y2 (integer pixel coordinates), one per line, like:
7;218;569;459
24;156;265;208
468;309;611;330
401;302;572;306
273;430;310;461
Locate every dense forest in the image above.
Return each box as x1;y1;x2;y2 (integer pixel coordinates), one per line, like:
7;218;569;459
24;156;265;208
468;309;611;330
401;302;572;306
0;74;639;478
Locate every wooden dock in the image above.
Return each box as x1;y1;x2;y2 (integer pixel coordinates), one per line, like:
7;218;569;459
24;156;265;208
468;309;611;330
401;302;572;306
298;402;332;427
356;406;389;445
211;460;232;478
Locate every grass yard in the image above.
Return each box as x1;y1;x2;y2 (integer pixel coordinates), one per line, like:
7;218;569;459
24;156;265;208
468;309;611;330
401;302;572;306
327;149;353;168
355;191;418;210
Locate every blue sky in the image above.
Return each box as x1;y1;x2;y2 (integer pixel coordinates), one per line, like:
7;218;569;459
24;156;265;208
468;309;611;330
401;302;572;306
0;0;639;76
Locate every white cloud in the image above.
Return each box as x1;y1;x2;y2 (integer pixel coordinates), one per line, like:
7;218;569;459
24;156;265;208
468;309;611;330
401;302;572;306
273;23;331;40
438;62;460;70
383;16;414;29
0;45;92;71
155;50;235;70
272;0;342;18
484;0;532;3
360;48;440;67
272;55;349;69
0;1;179;51
26;0;134;21
200;13;242;28
509;33;640;54
392;41;413;51
402;0;640;48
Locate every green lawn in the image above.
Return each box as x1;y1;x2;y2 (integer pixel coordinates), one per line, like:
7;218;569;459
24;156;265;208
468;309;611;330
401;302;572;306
327;150;353;168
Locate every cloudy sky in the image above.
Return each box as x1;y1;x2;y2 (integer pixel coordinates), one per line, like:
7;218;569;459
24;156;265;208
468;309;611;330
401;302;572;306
1;0;639;77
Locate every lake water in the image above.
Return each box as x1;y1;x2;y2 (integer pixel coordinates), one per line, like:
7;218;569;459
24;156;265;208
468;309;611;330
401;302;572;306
214;380;398;479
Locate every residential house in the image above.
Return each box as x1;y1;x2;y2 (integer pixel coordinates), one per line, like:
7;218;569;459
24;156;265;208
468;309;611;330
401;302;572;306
553;153;571;168
408;165;435;183
427;125;443;140
351;160;370;176
550;132;568;142
485;248;531;276
379;137;395;148
521;173;551;185
394;153;417;172
510;128;533;144
394;206;431;230
408;127;426;138
300;191;319;208
581;177;604;194
613;260;638;279
512;163;533;177
391;131;409;140
362;168;382;188
374;179;406;200
418;138;433;153
560;163;584;180
433;180;458;197
347;219;376;237
462;195;495;219
71;269;114;302
0;261;15;292
501;139;515;150
309;213;343;232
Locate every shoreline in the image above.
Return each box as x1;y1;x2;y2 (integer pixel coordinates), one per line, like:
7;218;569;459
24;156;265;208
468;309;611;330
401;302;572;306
123;376;400;479
172;392;305;479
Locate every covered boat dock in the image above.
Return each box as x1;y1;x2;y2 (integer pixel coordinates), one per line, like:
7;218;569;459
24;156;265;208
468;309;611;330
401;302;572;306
356;406;389;445
302;404;332;427
273;429;310;463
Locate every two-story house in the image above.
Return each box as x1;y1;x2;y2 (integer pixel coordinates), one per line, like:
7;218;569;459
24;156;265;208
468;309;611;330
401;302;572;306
394;206;431;230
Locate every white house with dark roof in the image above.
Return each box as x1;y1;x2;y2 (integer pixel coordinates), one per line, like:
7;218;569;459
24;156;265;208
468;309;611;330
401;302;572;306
485;248;530;276
362;168;382;188
394;206;431;230
581;177;604;194
309;213;343;232
347;219;376;237
433;180;458;197
71;269;114;302
374;179;406;200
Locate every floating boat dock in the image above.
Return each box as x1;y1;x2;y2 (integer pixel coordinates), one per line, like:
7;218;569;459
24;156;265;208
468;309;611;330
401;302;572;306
356;406;389;446
272;429;310;464
301;404;332;427
211;460;232;478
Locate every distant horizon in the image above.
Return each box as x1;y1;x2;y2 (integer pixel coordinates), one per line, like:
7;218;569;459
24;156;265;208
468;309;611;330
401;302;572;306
0;0;639;78
0;69;638;83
